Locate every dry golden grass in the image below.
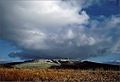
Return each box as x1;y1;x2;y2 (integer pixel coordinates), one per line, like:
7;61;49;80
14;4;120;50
0;68;120;81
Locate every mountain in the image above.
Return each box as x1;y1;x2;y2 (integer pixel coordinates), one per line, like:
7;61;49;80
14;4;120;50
0;61;10;64
0;59;120;70
105;60;120;65
50;60;120;70
0;59;59;68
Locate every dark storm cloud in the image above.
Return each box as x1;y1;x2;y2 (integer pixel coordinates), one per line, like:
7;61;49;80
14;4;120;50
0;0;120;60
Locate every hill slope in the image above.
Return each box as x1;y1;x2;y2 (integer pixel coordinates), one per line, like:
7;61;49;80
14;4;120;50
0;59;120;70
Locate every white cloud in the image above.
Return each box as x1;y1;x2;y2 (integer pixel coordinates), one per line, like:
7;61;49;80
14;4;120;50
10;0;89;28
1;0;90;49
66;29;75;39
1;0;119;59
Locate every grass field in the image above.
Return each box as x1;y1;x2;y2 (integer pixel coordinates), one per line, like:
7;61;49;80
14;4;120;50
0;68;120;81
14;60;58;69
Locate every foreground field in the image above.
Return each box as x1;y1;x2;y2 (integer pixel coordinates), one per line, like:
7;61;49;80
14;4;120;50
0;68;120;81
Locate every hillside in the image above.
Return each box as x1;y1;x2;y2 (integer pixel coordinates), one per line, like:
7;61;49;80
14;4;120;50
0;59;59;69
0;59;120;70
51;60;120;70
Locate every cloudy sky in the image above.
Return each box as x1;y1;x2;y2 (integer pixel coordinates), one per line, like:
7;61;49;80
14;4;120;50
0;0;120;63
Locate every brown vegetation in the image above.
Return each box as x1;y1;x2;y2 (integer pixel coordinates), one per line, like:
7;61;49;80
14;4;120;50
0;68;120;81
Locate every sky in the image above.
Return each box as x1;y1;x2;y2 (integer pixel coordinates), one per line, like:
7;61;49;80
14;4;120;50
0;0;120;63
